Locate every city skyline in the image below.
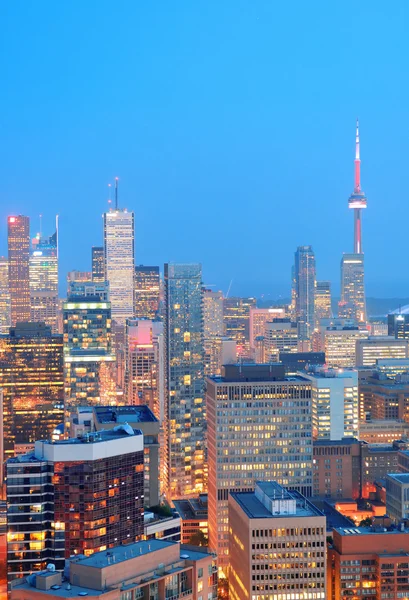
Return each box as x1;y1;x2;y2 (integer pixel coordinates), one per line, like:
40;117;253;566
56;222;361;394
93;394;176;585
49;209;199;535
2;2;409;298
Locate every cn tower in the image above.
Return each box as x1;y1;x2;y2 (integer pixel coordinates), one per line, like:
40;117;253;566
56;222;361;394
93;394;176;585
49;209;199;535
348;119;367;253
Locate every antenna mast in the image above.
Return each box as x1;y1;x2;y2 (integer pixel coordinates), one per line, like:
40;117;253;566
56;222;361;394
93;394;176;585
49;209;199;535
115;177;119;210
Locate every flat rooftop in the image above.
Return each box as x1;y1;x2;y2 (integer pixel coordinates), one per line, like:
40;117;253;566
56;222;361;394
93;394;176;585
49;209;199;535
94;405;158;424
231;488;324;520
335;525;409;536
40;424;142;445
314;438;360;447
387;473;409;483
209;364;309;384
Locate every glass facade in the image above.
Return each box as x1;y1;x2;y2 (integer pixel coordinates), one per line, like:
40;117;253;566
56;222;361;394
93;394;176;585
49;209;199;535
315;280;332;322
0;256;11;335
223;296;256;358
0;323;64;462
134;265;160;319
294;245;316;341
339;253;366;324
91;246;105;282
8;215;30;326
30;229;59;333
164;263;205;499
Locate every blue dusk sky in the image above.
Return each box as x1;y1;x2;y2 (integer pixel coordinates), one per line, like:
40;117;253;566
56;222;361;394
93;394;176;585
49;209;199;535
1;1;409;299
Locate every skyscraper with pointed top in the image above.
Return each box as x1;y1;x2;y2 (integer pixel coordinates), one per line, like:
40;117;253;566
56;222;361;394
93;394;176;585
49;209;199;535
339;120;367;324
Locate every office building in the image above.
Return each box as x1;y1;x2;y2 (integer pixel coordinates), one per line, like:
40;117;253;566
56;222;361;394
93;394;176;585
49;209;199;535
67;279;110;301
361;442;405;499
359;370;409;423
91;246;105;282
8;215;30;325
370;320;388;336
229;482;326;600
315;280;331;322
304;368;359;440
66;270;91;283
0;257;11;335
313;438;361;499
356;336;409;367
339;253;366;323
30;227;59;333
173;494;208;544
328;524;409;600
6;426;144;583
207;364;313;570
388;312;409;339
264;319;298;361
124;319;164;418
280;351;325;374
164;263;205;499
377;358;409;378
63;295;115;410
386;473;409;522
70;404;160;507
203;289;225;374
223;296;256;358
359;419;409;444
249;306;286;348
294;245;316;341
10;540;218;600
134;265;161;319
103;188;135;325
204;336;237;376
324;326;368;368
0;322;64;465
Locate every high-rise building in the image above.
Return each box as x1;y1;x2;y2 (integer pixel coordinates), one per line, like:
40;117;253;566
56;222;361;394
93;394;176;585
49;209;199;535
6;427;144;583
361;441;405;499
8;215;30;326
124;319;164;420
328;524;409;600
203;289;225;375
388;312;409;339
315;280;332;322
279;351;325;374
70;404;160;507
229;482;326;600
63;295;115;410
30;226;59;333
324;325;368;368
0;257;11;335
304;367;359;440
359;370;409;423
294;245;316;341
264;319;298;361
134;265;160;319
386;473;409;522
67;279;109;301
355;336;409;367
103;185;135;325
313;438;361;499
164;263;205;499
223;296;256;357
66;270;91;283
339;253;366;323
0;322;64;465
10;540;218;600
207;364;313;570
249;306;286;348
91;246;105;282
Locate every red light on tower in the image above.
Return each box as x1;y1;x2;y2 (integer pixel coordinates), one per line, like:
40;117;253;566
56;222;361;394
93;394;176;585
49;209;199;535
9;217;16;223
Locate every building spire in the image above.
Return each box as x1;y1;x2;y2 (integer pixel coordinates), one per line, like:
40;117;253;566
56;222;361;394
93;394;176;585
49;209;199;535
354;118;361;192
115;177;119;210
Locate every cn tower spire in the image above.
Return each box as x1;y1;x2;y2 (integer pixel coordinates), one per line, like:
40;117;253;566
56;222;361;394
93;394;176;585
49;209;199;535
348;118;367;254
354;119;361;193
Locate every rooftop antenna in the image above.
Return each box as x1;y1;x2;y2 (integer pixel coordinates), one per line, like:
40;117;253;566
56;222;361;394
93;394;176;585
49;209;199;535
55;215;59;261
108;183;112;208
39;214;43;238
115;177;119;210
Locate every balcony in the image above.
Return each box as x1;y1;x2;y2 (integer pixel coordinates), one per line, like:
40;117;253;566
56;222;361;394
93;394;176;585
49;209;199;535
165;590;193;600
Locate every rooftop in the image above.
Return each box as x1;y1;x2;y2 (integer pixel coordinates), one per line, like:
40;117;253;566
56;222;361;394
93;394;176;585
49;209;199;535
39;424;142;446
387;473;409;483
335;525;409;536
209;363;309;384
94;405;158;424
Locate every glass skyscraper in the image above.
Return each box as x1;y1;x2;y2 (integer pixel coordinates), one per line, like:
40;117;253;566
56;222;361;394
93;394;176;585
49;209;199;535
8;215;30;326
339;253;366;323
91;246;105;282
164;263;205;499
294;245;316;341
30;227;59;333
103;208;135;325
134;265;160;319
0;257;11;335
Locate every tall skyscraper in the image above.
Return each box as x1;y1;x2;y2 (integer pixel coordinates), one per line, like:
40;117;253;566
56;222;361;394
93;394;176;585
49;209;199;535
164;263;205;499
339;121;367;323
0;257;11;335
63;295;115;410
134;265;160;319
223;296;256;357
6;427;144;583
8;215;30;325
294;245;316;341
0;322;64;464
207;364;313;570
30;225;59;333
203;289;224;375
91;246;105;282
388;313;409;339
249;306;286;348
229;482;326;600
103;182;135;325
315;280;332;322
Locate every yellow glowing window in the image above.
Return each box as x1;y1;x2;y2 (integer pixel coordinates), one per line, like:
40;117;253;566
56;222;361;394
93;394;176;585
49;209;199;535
184;351;191;358
184;375;191;385
174;328;180;333
184;332;191;342
174;304;180;309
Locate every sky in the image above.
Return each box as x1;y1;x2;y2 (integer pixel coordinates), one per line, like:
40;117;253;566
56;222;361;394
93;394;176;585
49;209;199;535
1;1;409;299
